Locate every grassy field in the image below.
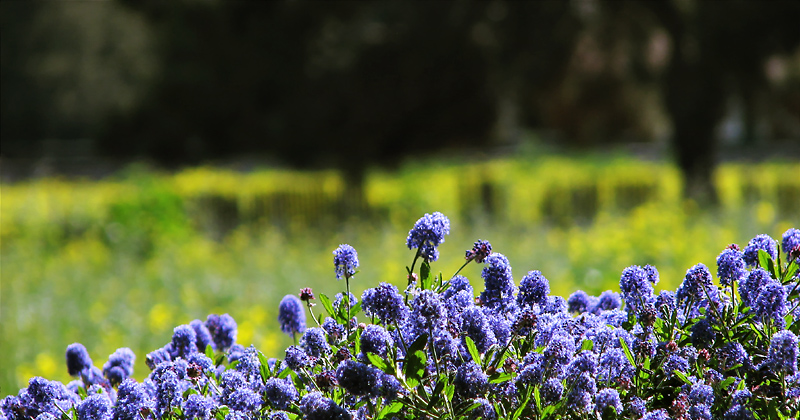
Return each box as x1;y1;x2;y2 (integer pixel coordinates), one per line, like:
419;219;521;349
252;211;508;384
1;154;798;396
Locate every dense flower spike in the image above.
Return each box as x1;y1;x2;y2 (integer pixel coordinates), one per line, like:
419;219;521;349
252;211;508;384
205;313;237;351
479;253;517;313
619;265;653;313
299;328;331;358
333;244;359;280
517;270;550;308
784;228;800;262
4;217;799;420
717;247;746;286
465;239;492;263
454;361;488;400
767;330;799;375
361;282;407;325
743;233;778;266
277;295;307;336
406;212;450;261
65;343;93;377
102;347;135;386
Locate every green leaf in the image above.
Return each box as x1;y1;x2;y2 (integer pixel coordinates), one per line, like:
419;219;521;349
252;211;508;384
618;337;636;368
421;261;432;290
720;376;736;389
214;406;230;420
489;372;514;383
350;302;363;318
784;259;799;282
205;344;215;361
403;334;428;388
182;388;199;398
759;249;778;278
367;352;393;374
464;336;481;365
581;339;594;352
672;369;693;385
319;293;337;320
377;402;403;420
277;366;291;379
257;350;272;382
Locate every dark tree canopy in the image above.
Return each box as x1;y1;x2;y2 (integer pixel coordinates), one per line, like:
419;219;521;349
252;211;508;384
2;0;799;201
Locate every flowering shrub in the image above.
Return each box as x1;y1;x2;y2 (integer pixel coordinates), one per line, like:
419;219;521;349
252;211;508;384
3;214;800;419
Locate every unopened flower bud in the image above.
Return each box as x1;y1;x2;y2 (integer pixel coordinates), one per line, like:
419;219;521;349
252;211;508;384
299;288;315;302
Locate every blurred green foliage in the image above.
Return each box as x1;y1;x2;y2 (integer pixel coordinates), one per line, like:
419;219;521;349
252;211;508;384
1;155;798;396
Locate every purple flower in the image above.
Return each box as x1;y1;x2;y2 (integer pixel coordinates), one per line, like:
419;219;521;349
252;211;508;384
739;268;771;308
754;278;787;326
687;405;712;420
619;265;653;313
263;377;298;411
767;330;798;375
171;325;197;358
724;404;754;420
479;253;517;313
545;333;576;367
566;372;596;414
182;394;214;420
335;360;382;396
517;270;550;308
361;282;408;325
359;324;393;358
226;388;262;413
321;317;345;342
406;212;450;262
469;398;497;420
743;234;778;267
66;343;93;377
689;383;714;406
146;346;171;370
567;290;592;314
641;410;670;420
717;248;746;287
598;348;633;383
690;319;714;349
278;295;307;336
333;244;359;280
676;263;716;304
333;292;357;313
595;388;622;417
540;378;564;404
410;289;447;331
783;228;800;262
465;240;492;263
644;264;660;284
300;328;331;358
153;369;181;415
77;394;112;420
454;361;488;400
284;346;312;371
566;350;597;379
594;290;621;312
460;306;497;353
542;296;567;314
114;379;154;420
442;275;474;300
190;319;215;352
663;354;689;379
205;313;237;351
103;348;135;386
299;392;350;420
628;397;646;418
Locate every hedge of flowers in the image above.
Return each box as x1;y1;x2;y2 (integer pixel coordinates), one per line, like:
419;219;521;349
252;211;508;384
3;212;800;420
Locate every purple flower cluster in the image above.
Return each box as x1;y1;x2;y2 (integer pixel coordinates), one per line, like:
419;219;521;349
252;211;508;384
4;218;800;420
406;211;450;262
333;244;359;280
